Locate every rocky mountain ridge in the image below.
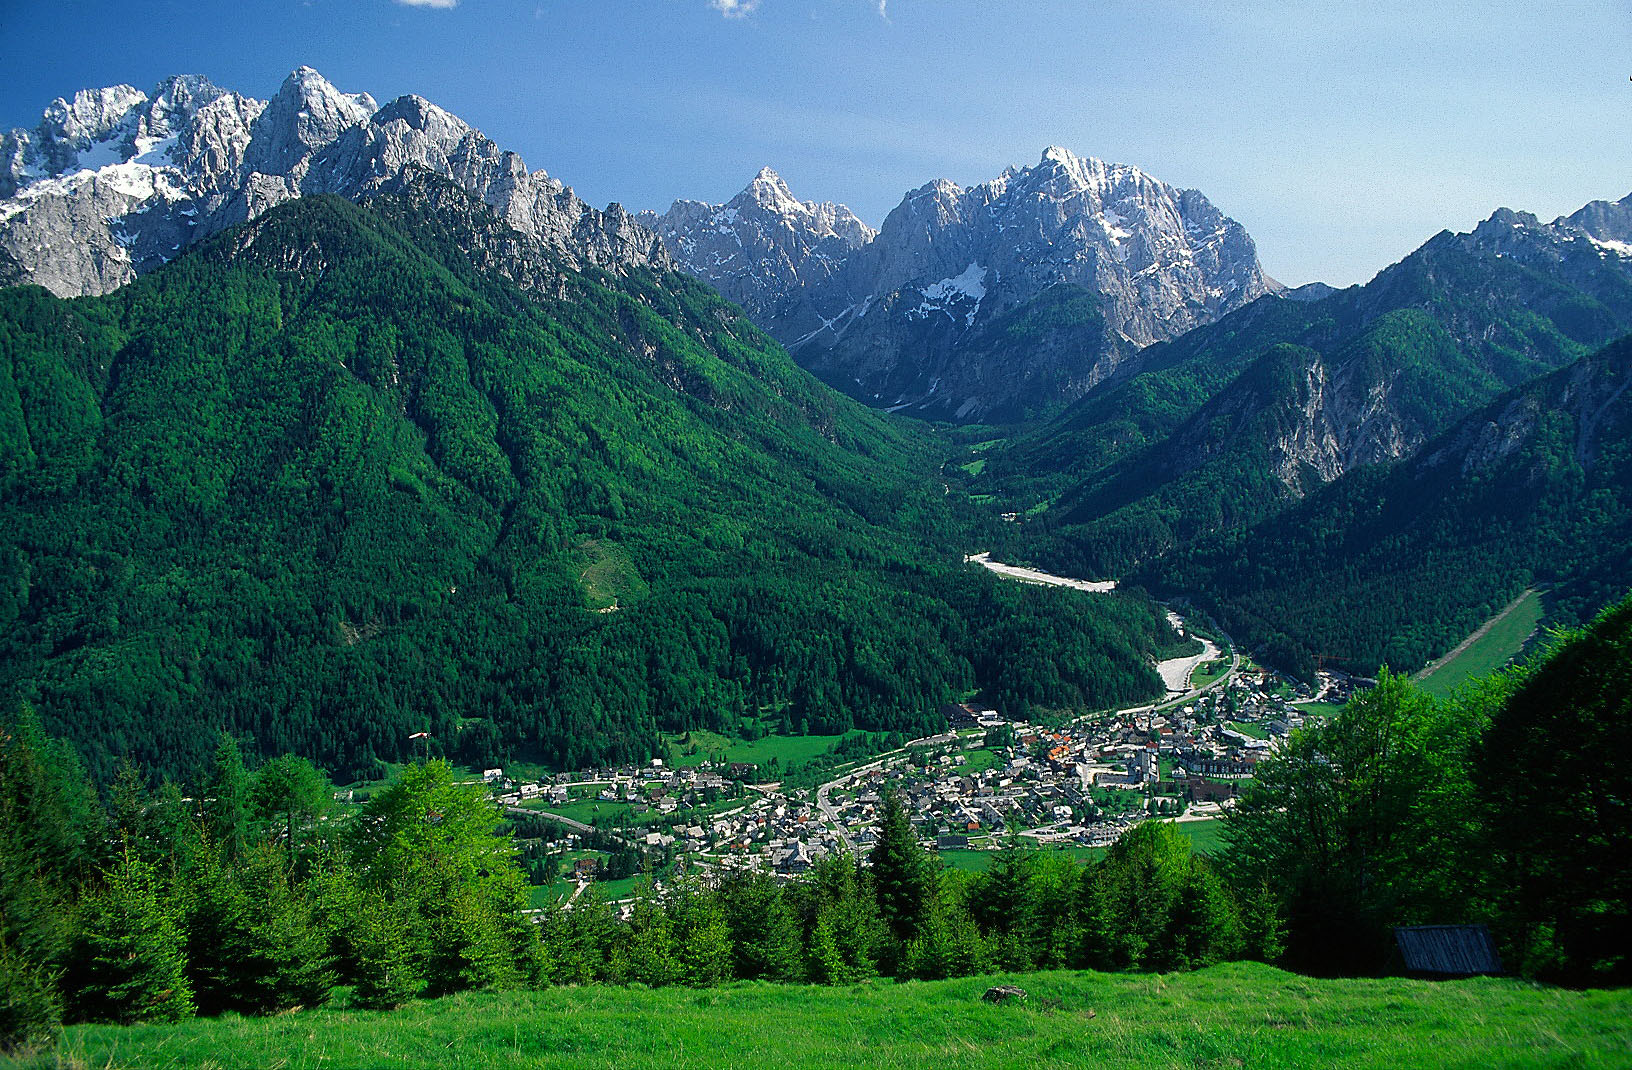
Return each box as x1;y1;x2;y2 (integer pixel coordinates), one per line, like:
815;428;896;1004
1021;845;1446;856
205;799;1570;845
0;67;667;297
979;190;1632;581
636;166;874;326
648;147;1279;421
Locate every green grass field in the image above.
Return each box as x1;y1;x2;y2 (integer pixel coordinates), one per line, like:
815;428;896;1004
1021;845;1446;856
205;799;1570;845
937;845;1105;872
24;962;1631;1070
951;748;1001;776
1225;721;1269;740
518;797;635;826
1416;589;1546;698
1189;659;1231;688
1175;817;1226;855
661;729;860;771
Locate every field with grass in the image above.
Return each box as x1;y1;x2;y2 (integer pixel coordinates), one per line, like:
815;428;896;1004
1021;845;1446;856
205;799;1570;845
1225;721;1269;740
938;845;1105;872
951;747;1002;776
1189;659;1231;688
661;729;860;771
1416;589;1545;698
21;962;1630;1070
1174;817;1226;855
518;797;635;826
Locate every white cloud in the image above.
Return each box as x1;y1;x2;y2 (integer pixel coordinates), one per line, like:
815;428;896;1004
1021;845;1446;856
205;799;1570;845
709;0;886;18
395;0;458;8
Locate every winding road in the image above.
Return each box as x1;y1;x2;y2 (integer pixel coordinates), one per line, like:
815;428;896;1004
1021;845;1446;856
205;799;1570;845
965;552;1240;712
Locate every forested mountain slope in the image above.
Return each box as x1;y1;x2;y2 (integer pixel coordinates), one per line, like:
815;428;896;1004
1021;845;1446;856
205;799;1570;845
0;182;1172;782
1157;333;1632;677
981;197;1632;578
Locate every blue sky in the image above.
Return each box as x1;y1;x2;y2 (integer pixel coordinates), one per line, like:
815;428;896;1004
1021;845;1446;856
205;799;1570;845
1;0;1628;286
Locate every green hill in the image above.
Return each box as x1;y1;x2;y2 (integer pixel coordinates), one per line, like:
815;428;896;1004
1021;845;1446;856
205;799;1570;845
0;183;1171;781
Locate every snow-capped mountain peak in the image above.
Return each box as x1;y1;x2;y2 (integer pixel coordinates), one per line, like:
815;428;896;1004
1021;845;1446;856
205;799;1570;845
639;168;876;323
0;67;667;296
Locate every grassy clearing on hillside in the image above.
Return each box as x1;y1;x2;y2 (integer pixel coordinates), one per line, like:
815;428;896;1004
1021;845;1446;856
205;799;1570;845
1173;817;1227;855
1416;589;1545;697
517;797;634;825
661;729;859;770
22;963;1631;1070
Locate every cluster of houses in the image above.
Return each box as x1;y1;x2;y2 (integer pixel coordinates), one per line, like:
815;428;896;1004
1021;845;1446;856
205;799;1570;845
491;662;1337;898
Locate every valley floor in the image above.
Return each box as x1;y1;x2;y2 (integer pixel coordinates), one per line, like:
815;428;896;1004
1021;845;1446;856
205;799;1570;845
20;963;1631;1070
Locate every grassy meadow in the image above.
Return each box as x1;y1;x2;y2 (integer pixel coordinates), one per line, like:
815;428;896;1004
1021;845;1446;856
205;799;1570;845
1416;589;1546;697
15;962;1630;1070
660;728;861;770
937;819;1226;871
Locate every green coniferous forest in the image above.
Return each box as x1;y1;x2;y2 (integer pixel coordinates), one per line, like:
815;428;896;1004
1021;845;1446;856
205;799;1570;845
0;185;1174;783
960;222;1632;678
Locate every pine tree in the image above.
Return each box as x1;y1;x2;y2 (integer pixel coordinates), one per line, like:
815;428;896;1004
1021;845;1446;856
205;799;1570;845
223;845;336;1013
718;871;803;982
0;938;61;1056
616;888;679;987
204;734;252;862
77;853;193;1024
670;881;733;987
869;790;933;952
347;893;425;1010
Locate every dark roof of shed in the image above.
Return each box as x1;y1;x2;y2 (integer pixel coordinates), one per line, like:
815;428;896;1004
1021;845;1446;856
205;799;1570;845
1394;924;1503;976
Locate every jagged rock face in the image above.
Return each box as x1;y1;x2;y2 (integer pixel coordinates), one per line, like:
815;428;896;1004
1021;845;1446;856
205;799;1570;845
657;146;1276;422
1459;196;1632;263
639;167;875;325
1425;341;1632;483
0;67;668;297
1154;344;1423;502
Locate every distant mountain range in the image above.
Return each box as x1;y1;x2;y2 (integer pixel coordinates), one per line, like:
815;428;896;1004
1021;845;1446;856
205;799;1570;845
975;191;1632;672
5;66;1632;691
0;168;1176;782
996;190;1632;557
2;70;1278;422
1164;331;1632;678
0;68;665;299
646;147;1277;421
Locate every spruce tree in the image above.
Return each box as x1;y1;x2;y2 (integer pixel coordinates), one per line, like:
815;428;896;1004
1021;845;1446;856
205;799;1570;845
347;893;425;1010
204;734;252;862
78;853;193;1024
869;790;933;950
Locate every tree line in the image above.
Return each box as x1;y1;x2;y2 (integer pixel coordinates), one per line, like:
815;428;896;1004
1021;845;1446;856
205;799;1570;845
4;592;1627;1055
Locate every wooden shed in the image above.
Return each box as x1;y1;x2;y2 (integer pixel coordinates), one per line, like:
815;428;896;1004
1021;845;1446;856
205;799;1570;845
1392;925;1503;977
